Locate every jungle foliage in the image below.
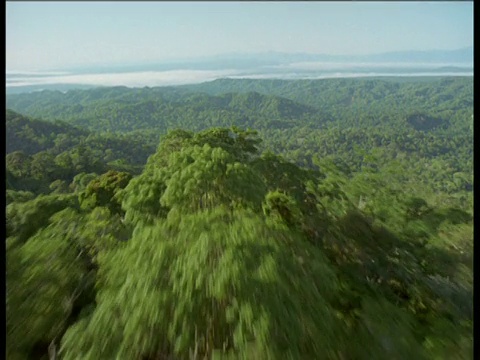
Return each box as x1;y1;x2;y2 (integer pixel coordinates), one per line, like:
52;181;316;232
6;77;473;359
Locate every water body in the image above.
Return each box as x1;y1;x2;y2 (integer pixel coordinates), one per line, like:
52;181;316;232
6;54;473;94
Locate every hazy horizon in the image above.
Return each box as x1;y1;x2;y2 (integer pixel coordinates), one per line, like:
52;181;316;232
7;2;473;72
4;45;474;73
6;1;473;92
6;55;473;93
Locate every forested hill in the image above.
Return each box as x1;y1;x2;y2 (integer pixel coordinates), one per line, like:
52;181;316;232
6;77;473;134
6;110;157;194
6;77;473;197
6;88;322;132
184;77;474;132
6;109;90;154
182;77;473;112
6;77;473;359
6;127;473;359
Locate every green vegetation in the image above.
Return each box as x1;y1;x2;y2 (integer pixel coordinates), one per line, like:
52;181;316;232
6;77;473;359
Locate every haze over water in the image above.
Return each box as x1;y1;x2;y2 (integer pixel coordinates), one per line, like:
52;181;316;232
6;2;473;92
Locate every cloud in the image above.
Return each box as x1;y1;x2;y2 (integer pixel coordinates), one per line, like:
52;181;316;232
5;69;242;88
5;68;473;89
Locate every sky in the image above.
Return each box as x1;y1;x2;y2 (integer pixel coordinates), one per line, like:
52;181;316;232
6;1;474;72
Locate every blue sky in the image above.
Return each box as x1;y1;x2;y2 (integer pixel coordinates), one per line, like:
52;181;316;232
6;1;473;71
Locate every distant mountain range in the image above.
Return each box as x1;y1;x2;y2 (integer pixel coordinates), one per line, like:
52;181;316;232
57;47;474;74
202;46;474;65
6;47;473;94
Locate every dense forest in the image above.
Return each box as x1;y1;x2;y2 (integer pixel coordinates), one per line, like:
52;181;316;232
6;77;473;359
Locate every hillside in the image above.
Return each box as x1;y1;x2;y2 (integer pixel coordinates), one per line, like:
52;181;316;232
6;88;321;133
6;110;157;194
182;77;473;116
6;126;473;359
6;77;473;359
7;77;473;133
6;109;90;155
6;78;473;196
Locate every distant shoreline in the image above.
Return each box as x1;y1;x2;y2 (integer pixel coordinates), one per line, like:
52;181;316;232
5;72;474;95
